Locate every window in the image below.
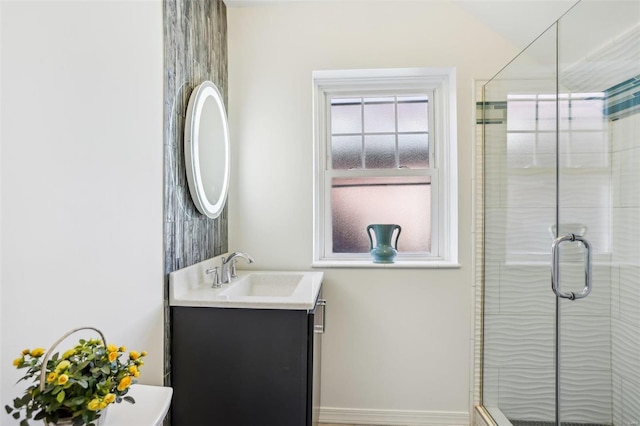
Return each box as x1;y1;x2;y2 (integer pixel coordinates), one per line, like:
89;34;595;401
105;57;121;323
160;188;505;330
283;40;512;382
502;92;610;261
312;68;458;267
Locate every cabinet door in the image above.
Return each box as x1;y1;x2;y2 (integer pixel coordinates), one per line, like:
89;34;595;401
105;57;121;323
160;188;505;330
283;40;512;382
172;307;308;426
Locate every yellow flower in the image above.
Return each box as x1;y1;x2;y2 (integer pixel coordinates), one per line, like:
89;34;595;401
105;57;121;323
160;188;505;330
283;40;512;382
99;401;107;410
134;371;140;378
107;344;118;353
30;348;45;357
46;372;58;383
87;399;101;411
104;393;116;404
119;346;127;352
22;349;30;355
117;376;132;391
55;360;70;373
129;351;140;360
57;374;69;385
62;349;75;359
12;357;23;367
108;351;118;362
141;351;147;357
128;365;138;375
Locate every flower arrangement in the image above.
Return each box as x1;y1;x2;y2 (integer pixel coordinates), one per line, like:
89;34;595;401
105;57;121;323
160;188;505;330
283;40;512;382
5;334;146;426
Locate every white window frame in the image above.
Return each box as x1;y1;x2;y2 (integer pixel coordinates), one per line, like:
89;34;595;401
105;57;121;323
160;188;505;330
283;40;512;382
312;67;459;268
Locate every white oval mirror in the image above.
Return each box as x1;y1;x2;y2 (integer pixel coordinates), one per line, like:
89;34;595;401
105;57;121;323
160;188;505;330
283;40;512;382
184;81;230;219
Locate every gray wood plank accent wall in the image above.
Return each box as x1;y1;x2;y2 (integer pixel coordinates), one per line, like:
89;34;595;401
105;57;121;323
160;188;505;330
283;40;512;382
163;0;228;388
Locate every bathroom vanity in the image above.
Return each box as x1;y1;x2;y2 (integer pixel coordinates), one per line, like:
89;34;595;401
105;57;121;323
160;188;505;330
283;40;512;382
169;266;325;426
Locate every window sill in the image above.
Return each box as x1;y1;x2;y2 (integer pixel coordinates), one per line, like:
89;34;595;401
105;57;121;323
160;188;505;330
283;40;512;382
311;260;461;269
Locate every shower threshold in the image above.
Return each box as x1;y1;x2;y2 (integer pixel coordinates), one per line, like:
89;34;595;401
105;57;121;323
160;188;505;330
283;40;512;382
511;421;610;426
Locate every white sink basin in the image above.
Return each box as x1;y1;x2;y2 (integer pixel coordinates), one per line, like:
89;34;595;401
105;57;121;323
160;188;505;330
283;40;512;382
220;273;303;297
169;261;322;310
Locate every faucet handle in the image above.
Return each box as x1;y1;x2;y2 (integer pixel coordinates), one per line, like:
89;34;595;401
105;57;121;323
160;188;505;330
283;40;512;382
205;267;221;288
230;260;238;279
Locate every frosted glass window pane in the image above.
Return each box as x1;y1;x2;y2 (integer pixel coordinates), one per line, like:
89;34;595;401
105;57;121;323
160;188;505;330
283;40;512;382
537;100;556;131
364;100;395;133
507;101;536;131
507;133;536;168
331;102;362;134
507;133;536;155
332;135;362;169
570;130;607;154
364;135;395;168
558;100;570;131
537;132;557;154
571;99;604;130
398;134;429;168
331;176;431;253
366;97;394;103
397;98;428;132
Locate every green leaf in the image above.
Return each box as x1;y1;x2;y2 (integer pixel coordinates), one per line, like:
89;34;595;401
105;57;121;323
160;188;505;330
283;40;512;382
13;396;25;408
13;412;20;419
77;379;88;389
20;419;29;426
5;405;13;414
123;396;135;404
69;397;86;406
57;390;65;403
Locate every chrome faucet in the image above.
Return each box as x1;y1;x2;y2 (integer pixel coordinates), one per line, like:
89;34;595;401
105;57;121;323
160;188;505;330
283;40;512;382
221;252;254;284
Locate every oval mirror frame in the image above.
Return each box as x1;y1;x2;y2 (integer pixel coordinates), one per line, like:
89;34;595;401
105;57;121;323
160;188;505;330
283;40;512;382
184;81;230;219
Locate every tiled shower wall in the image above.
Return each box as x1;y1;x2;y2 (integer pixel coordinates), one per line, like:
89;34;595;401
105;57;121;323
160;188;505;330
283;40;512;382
163;0;228;384
611;108;640;426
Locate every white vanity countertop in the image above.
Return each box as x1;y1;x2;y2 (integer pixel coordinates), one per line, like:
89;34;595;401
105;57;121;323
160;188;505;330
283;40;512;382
104;384;172;426
169;258;323;310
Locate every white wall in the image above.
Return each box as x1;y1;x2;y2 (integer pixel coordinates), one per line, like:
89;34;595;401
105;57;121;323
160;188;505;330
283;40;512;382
227;2;520;422
0;1;164;422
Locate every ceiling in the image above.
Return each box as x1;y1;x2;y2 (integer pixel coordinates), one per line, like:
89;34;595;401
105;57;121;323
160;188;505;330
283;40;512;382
452;0;577;51
223;0;579;52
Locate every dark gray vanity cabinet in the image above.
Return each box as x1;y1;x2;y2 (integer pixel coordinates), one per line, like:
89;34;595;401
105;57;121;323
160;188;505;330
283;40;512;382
171;292;324;426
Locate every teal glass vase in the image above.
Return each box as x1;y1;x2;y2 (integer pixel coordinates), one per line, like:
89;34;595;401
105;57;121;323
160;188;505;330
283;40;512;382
366;224;401;263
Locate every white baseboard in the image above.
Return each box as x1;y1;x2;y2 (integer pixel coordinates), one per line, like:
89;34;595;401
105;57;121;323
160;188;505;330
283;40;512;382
319;407;470;425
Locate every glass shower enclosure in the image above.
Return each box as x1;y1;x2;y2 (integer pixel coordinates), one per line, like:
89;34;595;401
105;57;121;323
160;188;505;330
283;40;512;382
482;1;640;425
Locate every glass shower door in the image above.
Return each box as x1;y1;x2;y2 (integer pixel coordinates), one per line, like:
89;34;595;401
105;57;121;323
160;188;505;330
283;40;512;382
556;2;640;425
483;1;640;425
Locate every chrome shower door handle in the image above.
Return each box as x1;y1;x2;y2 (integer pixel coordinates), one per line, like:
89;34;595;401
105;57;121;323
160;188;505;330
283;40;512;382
551;233;592;300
